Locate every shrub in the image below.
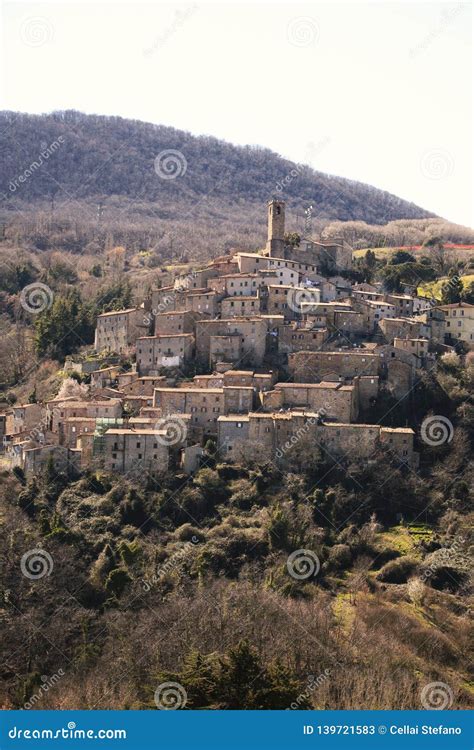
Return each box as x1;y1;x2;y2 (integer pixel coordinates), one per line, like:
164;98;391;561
376;557;419;583
326;544;352;571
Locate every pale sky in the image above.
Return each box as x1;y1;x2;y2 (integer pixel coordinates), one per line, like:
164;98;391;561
1;0;472;226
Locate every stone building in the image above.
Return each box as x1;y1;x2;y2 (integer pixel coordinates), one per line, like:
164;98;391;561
195;318;268;367
264;199;352;273
351;298;396;332
266;285;305;320
221;295;262;318
218;412;417;467
119;376;167;396
153;385;254;436
62;417;96;448
136;334;194;374
154;310;202;336
0;413;6;447
259;381;358;422
379;317;424;343
332;310;366;338
438;302;474;349
386;294;415;317
289;350;380;382
11;403;43;435
393;337;430;365
278;324;328;354
94;308;148;353
48;399;123;442
176;289;220;316
102;428;169;476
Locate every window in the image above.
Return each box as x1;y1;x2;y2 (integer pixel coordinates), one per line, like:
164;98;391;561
237;422;242;428
138;453;142;459
112;452;117;459
136;442;141;448
153;443;158;449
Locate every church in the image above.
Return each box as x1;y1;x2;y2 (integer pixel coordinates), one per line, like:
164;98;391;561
264;198;353;274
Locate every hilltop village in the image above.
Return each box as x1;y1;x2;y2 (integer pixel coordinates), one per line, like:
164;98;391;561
1;200;473;479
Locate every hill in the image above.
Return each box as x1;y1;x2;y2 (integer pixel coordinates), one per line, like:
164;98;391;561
0;110;435;225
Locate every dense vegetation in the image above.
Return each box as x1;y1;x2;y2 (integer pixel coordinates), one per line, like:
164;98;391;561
0;354;472;710
0;110;434;223
1;112;473;711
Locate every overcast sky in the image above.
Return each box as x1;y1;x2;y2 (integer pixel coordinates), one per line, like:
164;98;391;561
1;1;472;226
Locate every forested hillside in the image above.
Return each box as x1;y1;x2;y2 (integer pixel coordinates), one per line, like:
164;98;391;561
1;110;436;225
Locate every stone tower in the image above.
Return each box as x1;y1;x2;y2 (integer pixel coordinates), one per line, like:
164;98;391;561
266;199;286;257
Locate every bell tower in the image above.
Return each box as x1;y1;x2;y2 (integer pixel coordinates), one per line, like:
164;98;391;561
266;199;286;257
